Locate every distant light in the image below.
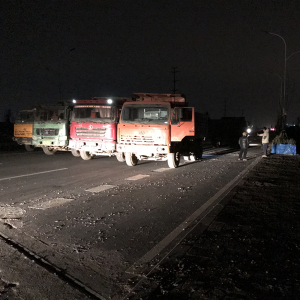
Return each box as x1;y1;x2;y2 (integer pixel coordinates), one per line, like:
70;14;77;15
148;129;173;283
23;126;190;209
247;128;251;133
72;99;76;103
107;99;113;104
270;127;276;131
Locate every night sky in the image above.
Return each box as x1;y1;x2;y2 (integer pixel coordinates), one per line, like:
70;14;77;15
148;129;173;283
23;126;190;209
1;0;300;127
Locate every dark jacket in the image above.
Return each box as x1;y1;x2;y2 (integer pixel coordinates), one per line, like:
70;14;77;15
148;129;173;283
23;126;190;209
238;136;249;149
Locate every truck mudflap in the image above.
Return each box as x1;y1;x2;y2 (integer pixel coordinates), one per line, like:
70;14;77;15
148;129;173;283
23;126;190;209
180;137;203;160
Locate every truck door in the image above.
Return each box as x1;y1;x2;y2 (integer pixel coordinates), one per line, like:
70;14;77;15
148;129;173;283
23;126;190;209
170;107;195;142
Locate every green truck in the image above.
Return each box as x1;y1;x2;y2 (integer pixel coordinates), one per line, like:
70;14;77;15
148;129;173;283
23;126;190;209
32;104;73;155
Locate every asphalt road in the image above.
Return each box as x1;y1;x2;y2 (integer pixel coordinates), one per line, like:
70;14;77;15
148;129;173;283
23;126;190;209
0;146;262;299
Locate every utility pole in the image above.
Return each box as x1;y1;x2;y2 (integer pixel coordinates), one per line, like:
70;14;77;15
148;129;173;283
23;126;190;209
172;67;179;94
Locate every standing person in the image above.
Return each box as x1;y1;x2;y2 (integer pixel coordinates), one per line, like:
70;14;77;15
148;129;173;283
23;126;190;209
238;132;249;161
257;127;269;157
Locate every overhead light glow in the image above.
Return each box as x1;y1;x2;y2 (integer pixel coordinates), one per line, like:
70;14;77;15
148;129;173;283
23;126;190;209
72;99;76;103
107;99;113;104
247;128;251;133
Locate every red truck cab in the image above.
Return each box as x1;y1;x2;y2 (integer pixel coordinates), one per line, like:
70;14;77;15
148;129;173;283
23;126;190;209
69;97;130;160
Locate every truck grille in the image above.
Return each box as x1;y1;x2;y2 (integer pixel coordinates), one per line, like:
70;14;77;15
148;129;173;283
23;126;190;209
36;128;59;136
75;127;106;138
120;135;154;145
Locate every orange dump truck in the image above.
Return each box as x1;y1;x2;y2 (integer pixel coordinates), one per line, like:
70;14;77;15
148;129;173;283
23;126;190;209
13;109;36;151
116;93;206;168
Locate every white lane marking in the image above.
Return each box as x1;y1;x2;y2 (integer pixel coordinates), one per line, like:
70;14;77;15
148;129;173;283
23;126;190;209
29;198;74;210
86;185;115;193
2;219;23;229
0;168;68;182
126;156;261;274
0;206;26;218
125;174;150;180
152;168;171;172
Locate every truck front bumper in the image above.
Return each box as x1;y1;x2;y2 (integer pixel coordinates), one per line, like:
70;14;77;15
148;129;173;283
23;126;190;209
116;144;170;154
69;140;116;153
33;139;68;146
13;137;32;145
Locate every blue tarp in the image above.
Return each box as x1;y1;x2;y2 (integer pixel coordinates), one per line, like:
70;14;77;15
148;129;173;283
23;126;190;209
271;144;297;155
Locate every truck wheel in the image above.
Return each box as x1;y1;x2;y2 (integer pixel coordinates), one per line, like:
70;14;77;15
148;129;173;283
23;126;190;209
25;145;35;152
71;149;81;157
80;150;93;160
125;152;138;166
167;152;180;168
42;146;57;155
116;152;125;162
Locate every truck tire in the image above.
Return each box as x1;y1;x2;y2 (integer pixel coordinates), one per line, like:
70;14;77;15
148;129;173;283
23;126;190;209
25;145;35;152
42;146;57;155
167;152;180;168
125;152;138;166
116;152;125;162
80;150;93;160
71;149;81;157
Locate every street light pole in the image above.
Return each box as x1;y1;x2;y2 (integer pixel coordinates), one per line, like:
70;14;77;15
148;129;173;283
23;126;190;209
264;31;300;130
267;32;287;127
271;73;282;111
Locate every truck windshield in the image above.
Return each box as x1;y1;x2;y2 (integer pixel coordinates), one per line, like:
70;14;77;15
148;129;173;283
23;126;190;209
121;104;169;124
37;109;65;121
72;105;117;123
